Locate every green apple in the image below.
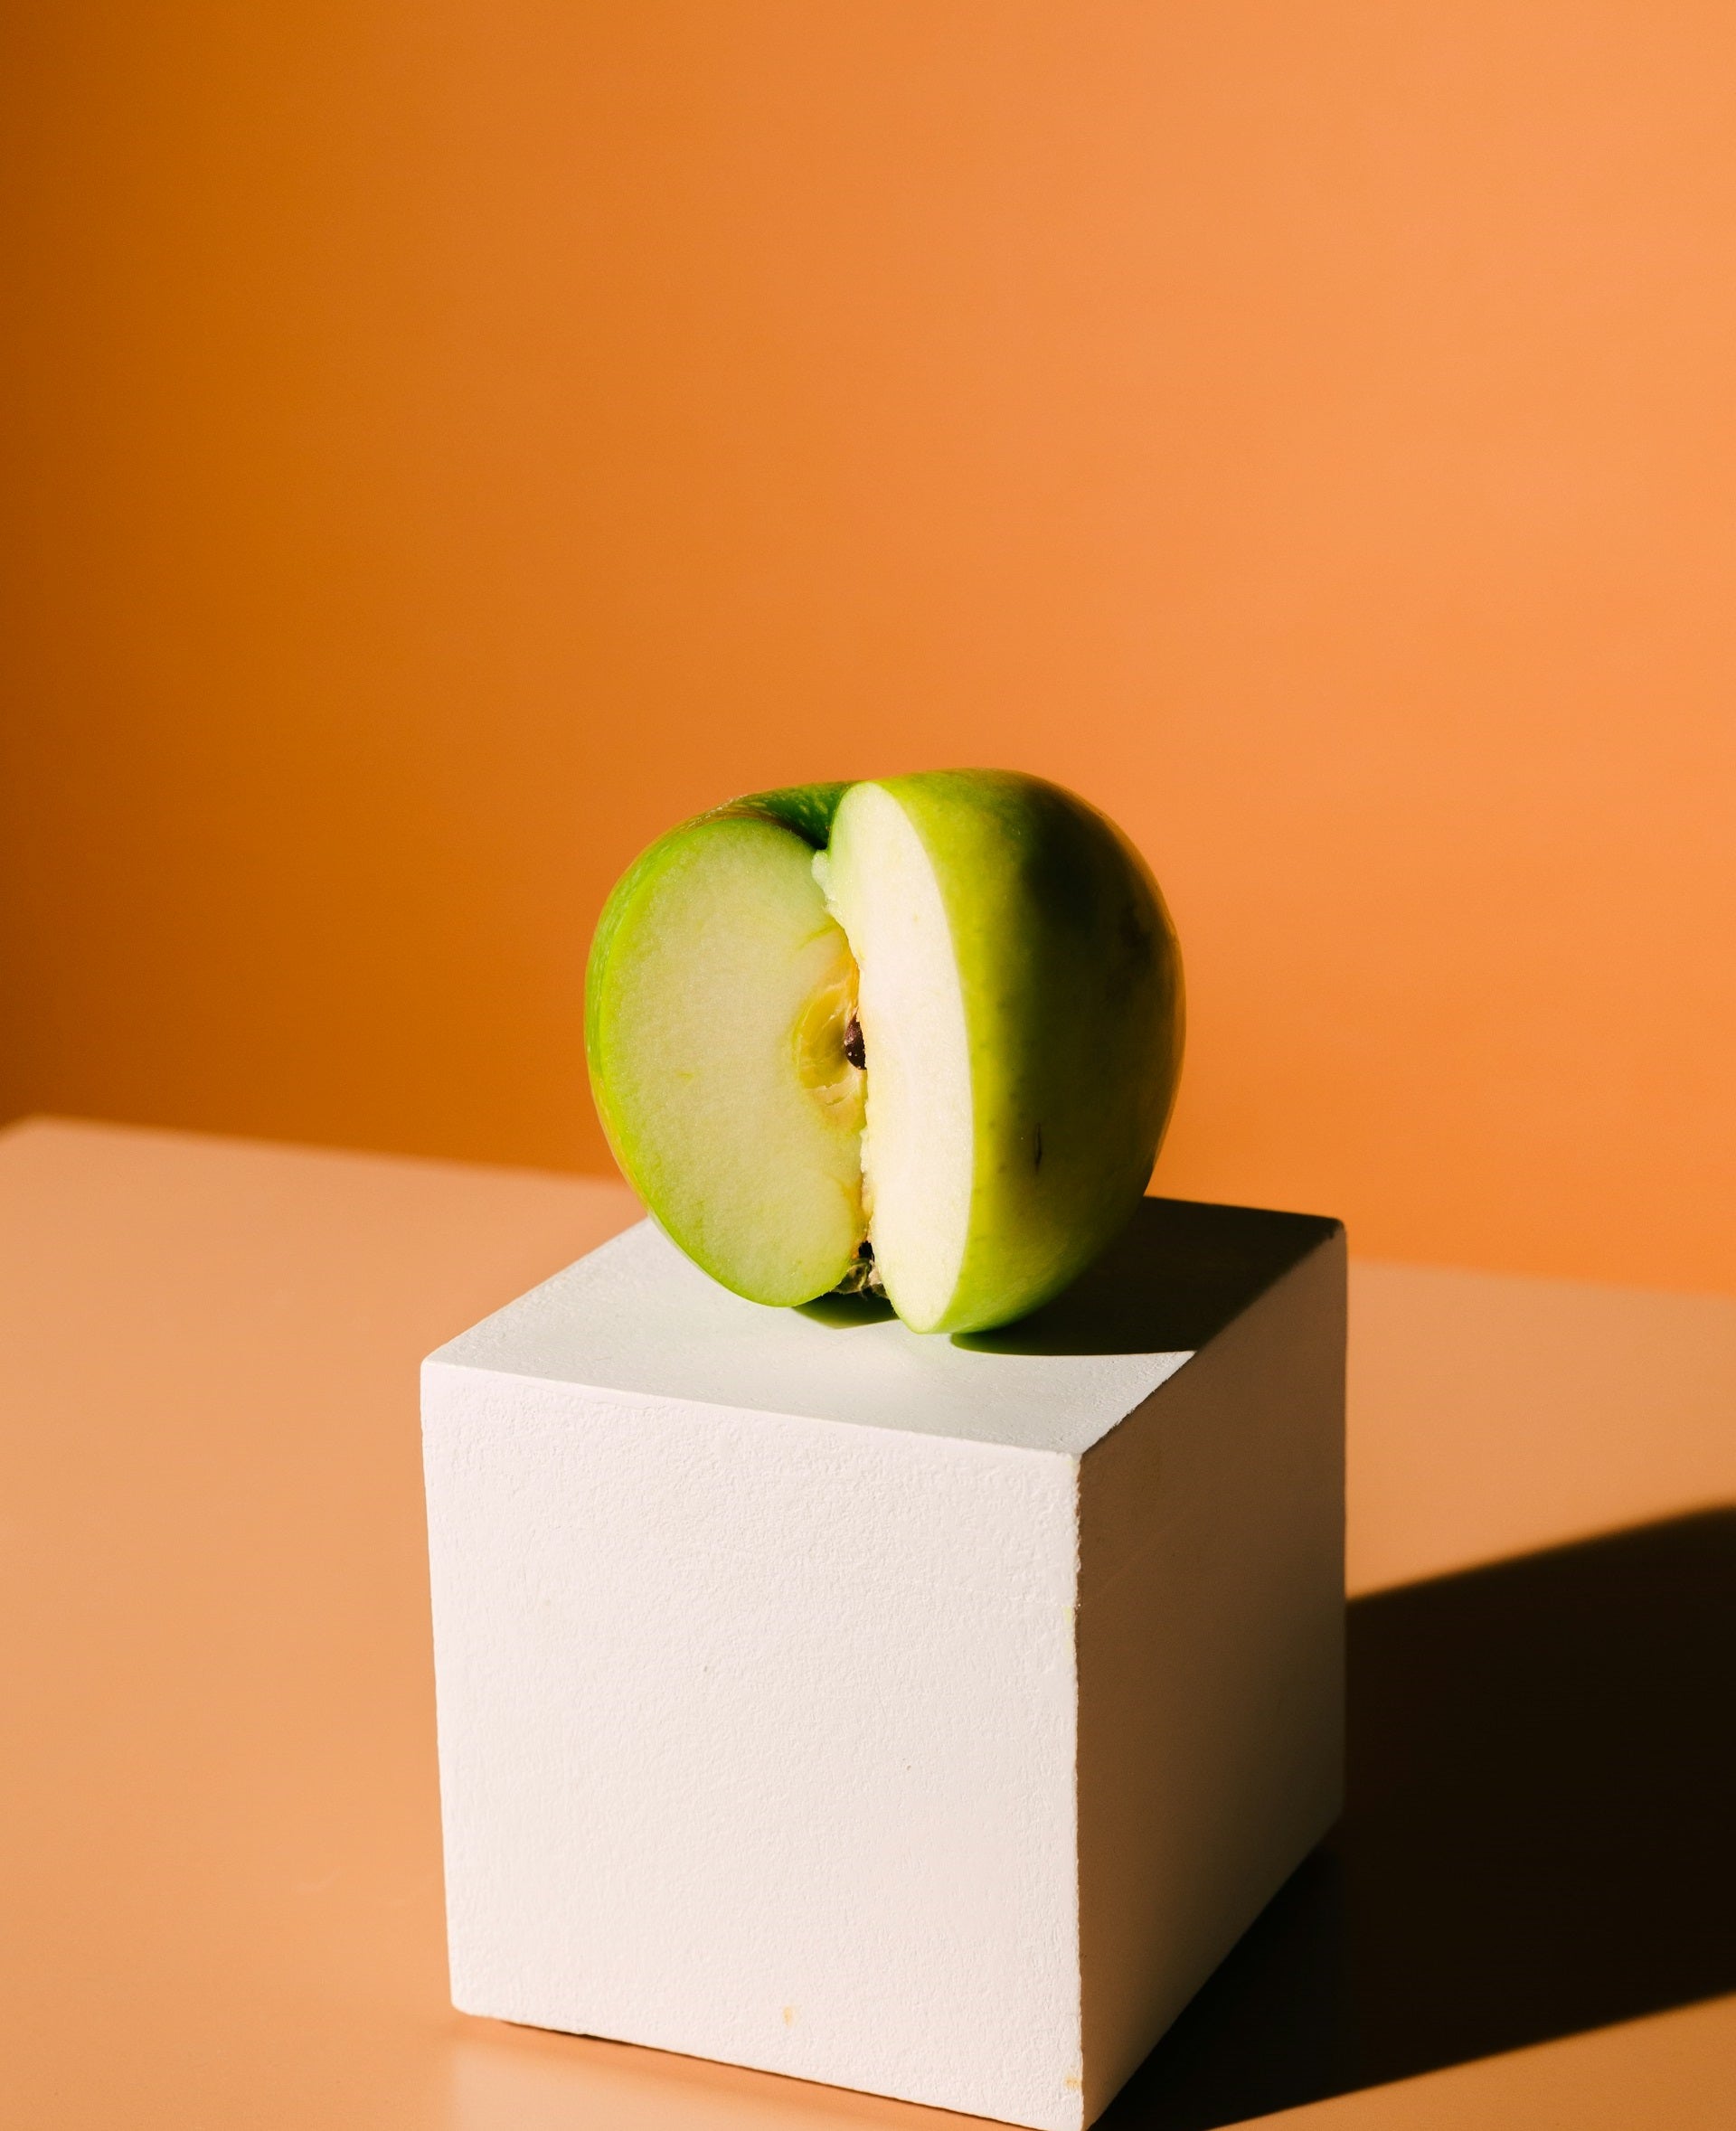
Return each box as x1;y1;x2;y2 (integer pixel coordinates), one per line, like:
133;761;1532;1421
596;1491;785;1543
585;769;1183;1334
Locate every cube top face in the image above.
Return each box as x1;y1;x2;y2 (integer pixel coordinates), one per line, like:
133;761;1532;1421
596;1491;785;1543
428;1195;1337;1457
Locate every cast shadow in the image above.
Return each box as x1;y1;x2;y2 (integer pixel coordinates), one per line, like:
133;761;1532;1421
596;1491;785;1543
1101;1506;1736;2127
956;1197;1340;1357
796;1290;897;1328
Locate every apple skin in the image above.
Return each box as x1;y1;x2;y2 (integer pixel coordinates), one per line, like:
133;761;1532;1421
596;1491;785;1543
728;780;851;847
863;769;1183;1334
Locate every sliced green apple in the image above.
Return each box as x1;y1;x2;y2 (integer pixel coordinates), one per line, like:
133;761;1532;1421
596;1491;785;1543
585;770;1184;1333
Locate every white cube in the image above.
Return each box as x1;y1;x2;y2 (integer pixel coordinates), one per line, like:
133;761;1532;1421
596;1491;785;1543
422;1197;1344;2130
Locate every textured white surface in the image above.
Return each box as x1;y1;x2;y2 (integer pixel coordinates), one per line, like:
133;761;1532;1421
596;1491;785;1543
430;1218;1190;1456
423;1200;1344;2130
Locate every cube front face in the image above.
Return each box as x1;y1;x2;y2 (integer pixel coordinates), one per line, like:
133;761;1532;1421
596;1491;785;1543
423;1206;1344;2131
422;1368;1087;2127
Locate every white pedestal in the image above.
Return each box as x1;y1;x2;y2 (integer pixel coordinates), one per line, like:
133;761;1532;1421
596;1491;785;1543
421;1197;1344;2131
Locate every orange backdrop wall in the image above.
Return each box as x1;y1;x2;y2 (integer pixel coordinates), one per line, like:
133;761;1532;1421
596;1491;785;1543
3;3;1732;1294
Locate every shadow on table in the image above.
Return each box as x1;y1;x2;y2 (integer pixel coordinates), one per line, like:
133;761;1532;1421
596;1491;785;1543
1103;1506;1736;2128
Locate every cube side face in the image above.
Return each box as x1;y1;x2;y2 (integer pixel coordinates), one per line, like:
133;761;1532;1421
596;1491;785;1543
1074;1228;1347;2118
422;1362;1086;2131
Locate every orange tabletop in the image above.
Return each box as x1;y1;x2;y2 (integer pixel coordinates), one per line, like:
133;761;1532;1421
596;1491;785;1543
1;1116;1730;2129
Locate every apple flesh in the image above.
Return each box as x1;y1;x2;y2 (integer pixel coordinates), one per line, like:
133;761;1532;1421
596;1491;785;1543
584;791;864;1307
586;770;1183;1334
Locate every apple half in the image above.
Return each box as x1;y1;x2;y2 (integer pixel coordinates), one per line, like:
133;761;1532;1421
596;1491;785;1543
585;769;1183;1335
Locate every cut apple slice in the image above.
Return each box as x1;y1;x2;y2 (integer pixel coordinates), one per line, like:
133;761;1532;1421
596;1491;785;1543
822;772;1183;1334
586;803;866;1306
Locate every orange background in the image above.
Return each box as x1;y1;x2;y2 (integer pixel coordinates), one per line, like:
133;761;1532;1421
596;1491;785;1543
3;2;1731;1293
